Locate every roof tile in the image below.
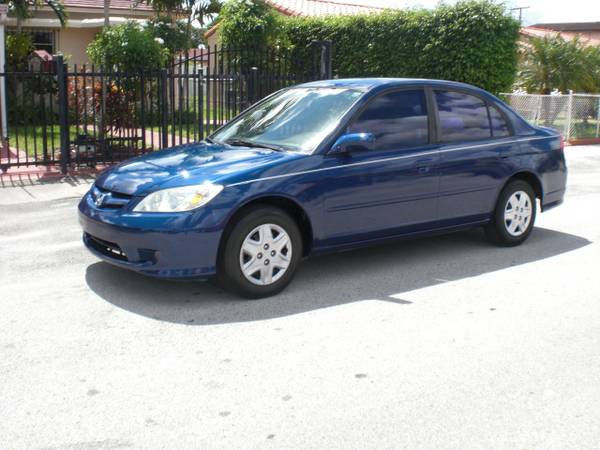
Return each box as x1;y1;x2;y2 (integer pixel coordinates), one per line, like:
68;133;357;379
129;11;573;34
265;0;389;16
61;0;153;11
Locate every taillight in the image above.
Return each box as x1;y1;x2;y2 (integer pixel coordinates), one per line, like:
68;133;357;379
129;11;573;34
559;135;565;152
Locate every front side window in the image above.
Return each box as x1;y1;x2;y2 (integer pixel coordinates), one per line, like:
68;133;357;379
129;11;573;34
435;90;491;142
211;87;363;153
347;90;429;151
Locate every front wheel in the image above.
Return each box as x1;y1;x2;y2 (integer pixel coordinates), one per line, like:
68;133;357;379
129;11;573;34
218;206;302;299
485;180;537;247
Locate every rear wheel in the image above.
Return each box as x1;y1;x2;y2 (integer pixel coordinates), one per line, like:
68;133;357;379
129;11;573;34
485;180;536;246
218;206;302;298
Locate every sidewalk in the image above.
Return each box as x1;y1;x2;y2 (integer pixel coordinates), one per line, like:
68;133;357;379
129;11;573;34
0;174;95;206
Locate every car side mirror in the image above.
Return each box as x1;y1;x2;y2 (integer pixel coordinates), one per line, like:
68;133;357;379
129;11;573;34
330;133;375;154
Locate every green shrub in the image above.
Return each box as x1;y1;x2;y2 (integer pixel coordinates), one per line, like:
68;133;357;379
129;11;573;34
6;32;34;69
218;0;285;49
146;15;204;59
87;21;169;71
282;0;519;94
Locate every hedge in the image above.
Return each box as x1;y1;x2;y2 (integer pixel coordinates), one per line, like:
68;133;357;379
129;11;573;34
280;1;520;94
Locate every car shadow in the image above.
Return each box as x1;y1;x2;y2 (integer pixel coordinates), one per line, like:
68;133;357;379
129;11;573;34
85;227;591;325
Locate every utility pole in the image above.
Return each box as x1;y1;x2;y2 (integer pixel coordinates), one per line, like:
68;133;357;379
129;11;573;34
510;6;530;24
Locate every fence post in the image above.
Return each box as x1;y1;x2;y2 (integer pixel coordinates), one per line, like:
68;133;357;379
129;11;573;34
160;68;168;149
596;96;600;138
56;55;70;174
248;67;258;106
565;90;574;142
198;69;204;140
312;40;332;80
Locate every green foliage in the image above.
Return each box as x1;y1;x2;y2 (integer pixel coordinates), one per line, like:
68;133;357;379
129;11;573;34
193;0;223;27
6;32;33;69
87;21;169;71
6;0;67;30
281;0;519;94
147;15;204;57
518;34;600;94
218;0;283;49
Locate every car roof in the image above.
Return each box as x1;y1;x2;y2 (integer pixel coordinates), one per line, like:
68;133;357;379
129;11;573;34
298;78;477;91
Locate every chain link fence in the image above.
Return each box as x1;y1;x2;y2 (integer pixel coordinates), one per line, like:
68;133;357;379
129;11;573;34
501;93;600;143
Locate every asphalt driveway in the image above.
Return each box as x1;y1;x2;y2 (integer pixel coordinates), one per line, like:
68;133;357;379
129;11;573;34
1;147;599;449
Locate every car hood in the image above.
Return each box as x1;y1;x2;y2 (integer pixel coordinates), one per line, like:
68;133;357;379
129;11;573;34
95;143;303;196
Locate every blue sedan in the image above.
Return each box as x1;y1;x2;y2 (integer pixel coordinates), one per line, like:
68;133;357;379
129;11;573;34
79;78;567;298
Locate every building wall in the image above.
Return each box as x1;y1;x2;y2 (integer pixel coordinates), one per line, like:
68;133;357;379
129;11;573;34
56;27;100;66
206;31;218;49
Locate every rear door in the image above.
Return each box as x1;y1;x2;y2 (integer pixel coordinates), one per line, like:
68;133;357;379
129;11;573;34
433;89;519;224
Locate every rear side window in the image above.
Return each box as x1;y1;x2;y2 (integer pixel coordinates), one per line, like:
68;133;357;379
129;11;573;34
434;90;491;142
488;105;510;137
348;90;429;150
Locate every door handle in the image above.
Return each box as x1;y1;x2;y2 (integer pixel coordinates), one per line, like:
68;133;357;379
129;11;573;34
418;166;431;174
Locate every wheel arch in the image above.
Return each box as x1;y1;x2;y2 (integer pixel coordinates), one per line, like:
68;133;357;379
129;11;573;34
218;194;315;259
503;171;544;203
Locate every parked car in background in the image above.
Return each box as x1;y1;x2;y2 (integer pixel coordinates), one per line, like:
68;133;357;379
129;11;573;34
79;79;567;298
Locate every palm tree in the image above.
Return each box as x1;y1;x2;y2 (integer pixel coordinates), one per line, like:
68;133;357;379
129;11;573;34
103;0;110;27
4;0;67;32
519;35;597;94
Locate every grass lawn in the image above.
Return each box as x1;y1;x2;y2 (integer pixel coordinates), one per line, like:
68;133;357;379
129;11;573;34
6;91;244;157
9;123;222;157
7;126;80;159
536;118;600;139
571;120;600;139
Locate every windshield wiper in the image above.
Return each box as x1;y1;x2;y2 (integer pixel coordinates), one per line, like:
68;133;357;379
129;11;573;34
225;138;284;152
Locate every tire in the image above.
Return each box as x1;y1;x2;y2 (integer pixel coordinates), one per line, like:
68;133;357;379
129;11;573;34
217;205;303;299
485;180;537;247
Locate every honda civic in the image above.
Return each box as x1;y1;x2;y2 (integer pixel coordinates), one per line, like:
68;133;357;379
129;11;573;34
79;79;567;298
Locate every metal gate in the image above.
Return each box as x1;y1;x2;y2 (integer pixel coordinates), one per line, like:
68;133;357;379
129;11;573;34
0;42;331;173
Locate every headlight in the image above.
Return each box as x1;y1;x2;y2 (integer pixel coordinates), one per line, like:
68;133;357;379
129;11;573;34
133;183;224;213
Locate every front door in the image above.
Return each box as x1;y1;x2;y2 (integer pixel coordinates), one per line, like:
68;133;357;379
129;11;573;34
321;89;440;246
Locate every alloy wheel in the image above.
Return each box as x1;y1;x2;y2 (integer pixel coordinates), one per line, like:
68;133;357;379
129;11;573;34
504;190;533;237
239;223;292;286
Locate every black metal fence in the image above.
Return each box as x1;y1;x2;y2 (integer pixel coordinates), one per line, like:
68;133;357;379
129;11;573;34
0;43;331;173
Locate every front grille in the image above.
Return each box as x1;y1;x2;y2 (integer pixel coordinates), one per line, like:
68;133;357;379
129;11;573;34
91;185;133;209
85;233;128;261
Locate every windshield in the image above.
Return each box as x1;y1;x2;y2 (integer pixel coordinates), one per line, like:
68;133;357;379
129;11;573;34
210;87;363;153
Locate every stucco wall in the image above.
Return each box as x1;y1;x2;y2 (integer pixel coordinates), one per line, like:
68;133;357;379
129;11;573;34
56;27;100;66
206;31;218;49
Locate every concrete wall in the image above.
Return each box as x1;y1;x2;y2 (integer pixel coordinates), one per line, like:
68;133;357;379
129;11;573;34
56;27;100;66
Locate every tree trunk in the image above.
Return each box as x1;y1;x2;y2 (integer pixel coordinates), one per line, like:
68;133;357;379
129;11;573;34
104;0;110;27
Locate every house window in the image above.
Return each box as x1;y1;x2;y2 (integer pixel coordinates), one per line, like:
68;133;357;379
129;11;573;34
28;29;56;54
8;28;56;54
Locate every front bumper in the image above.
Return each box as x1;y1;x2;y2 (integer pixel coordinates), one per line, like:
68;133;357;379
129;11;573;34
78;192;223;279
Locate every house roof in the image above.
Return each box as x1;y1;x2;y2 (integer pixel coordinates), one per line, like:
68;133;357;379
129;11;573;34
265;0;388;17
60;0;153;12
530;22;600;32
520;23;600;46
205;0;393;38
